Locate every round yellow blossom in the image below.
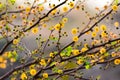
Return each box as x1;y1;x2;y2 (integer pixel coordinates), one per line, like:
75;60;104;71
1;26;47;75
73;36;79;42
0;56;4;62
60;22;65;28
84;43;88;48
39;5;44;12
40;59;46;66
81;47;88;52
69;2;74;8
112;5;118;11
20;73;27;80
62;6;68;12
100;48;106;54
31;27;39;34
12;14;17;19
76;6;80;10
94;27;99;32
71;28;78;35
51;9;57;15
91;32;97;37
101;31;107;38
99;59;105;62
72;49;79;55
91;60;96;63
26;7;30;12
77;59;84;65
42;73;48;78
54;23;61;30
85;31;91;35
3;52;8;57
0;63;6;69
114;22;119;27
29;65;35;69
29;21;33;26
42;24;47;28
62;18;68;23
10;58;16;62
13;39;19;45
100;24;107;31
114;59;120;65
111;52;117;57
49;52;54;58
30;69;37;76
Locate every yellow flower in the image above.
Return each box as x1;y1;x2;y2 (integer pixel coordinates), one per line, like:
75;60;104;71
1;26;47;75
69;2;74;8
73;36;79;42
99;59;104;62
81;47;88;52
26;7;30;12
20;73;27;80
114;59;120;65
42;73;48;78
72;49;79;55
10;58;16;62
32;27;39;34
49;52;54;58
12;14;17;19
3;52;8;57
85;31;91;35
91;60;96;63
62;6;68;12
100;24;107;31
112;5;118;11
54;23;61;30
40;59;46;66
76;6;80;10
60;22;65;28
94;27;99;32
114;22;119;27
29;21;33;26
77;59;84;65
13;39;19;45
84;43;88;48
39;5;44;12
101;31;107;38
0;63;6;69
62;18;68;23
30;69;37;76
91;32;97;37
51;9;57;15
111;52;116;57
42;24;47;28
71;28;78;35
100;48;106;54
29;65;35;69
0;56;4;62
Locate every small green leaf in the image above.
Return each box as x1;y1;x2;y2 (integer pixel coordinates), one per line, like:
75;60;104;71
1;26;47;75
61;75;69;80
8;52;13;58
64;61;77;69
111;41;117;45
115;0;119;5
9;0;16;5
85;65;91;69
104;52;109;57
52;67;59;73
96;75;101;80
85;62;90;65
